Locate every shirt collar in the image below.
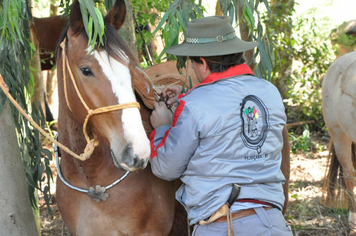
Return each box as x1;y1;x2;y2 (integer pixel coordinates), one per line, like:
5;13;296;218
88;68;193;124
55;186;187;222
201;64;254;84
179;64;254;98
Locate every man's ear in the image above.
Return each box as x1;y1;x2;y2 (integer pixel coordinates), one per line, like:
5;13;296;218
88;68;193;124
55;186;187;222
200;57;210;74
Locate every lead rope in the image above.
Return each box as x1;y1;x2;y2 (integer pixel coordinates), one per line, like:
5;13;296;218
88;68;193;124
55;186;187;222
60;39;140;160
0;73;85;160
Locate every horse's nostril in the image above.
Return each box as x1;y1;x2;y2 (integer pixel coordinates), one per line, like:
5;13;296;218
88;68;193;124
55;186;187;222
122;144;136;166
121;144;148;169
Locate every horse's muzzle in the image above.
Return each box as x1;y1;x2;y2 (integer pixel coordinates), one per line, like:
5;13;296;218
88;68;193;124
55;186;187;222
111;144;149;171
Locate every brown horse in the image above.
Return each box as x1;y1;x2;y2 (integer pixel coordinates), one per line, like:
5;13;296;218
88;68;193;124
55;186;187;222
55;0;187;235
322;51;356;235
33;15;69;70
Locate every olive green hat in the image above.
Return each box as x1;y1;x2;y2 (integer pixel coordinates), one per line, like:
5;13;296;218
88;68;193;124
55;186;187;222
166;16;258;57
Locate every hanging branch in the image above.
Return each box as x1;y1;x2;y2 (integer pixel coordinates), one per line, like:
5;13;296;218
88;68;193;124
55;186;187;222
0;0;53;214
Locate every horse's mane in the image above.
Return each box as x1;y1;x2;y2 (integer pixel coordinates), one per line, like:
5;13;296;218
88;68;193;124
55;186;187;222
56;22;139;67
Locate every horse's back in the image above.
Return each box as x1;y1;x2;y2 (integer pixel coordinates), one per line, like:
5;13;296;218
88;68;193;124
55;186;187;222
322;51;356;142
144;60;199;90
323;51;356;88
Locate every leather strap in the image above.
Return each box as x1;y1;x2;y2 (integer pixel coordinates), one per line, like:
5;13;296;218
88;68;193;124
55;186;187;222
214;207;273;223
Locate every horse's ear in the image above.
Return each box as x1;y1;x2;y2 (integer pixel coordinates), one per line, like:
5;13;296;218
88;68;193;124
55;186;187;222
69;0;84;35
104;0;126;30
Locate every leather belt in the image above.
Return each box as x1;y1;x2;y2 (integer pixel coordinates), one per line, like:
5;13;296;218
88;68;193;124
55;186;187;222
215;207;273;223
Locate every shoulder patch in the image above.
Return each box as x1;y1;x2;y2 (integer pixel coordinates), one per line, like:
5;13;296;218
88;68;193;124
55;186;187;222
240;95;269;153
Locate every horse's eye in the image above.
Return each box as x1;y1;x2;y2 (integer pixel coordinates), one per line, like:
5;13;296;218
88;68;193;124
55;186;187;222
80;67;94;77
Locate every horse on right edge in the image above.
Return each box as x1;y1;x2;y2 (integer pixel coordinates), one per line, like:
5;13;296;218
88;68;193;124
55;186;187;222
322;51;356;235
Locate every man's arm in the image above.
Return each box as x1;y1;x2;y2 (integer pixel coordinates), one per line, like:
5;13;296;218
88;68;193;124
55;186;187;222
149;100;199;181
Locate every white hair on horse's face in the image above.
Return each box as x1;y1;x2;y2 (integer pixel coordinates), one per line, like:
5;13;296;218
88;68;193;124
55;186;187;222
86;46;130;64
93;49;150;164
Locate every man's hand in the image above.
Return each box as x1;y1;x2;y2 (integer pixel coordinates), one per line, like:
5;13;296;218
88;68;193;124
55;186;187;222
162;84;182;108
150;101;173;128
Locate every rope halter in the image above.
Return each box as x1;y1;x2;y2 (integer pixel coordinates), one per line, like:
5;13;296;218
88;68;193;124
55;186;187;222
60;39;140;161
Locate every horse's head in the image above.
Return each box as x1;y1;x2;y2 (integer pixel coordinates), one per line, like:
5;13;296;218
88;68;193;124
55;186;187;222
57;0;150;171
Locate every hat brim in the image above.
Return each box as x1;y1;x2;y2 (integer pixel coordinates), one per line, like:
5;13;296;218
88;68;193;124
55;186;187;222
166;37;259;57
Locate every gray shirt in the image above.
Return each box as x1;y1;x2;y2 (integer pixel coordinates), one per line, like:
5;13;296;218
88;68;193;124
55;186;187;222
150;64;286;225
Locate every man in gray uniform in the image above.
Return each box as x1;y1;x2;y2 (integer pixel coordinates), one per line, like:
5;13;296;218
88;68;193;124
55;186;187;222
149;16;292;236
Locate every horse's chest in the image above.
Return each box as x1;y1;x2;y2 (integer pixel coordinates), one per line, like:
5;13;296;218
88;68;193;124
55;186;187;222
68;199;142;235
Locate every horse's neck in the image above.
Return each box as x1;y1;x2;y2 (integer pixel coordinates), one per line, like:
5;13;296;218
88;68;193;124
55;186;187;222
59;108;89;154
58;107;116;180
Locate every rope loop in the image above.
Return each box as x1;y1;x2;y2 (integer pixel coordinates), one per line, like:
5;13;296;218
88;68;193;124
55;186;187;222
80;137;99;160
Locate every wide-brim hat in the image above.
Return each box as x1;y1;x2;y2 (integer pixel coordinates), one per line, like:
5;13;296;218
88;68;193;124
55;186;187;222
166;16;258;57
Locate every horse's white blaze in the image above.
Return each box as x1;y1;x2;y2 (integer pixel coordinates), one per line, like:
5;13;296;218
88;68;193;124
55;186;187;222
94;50;150;160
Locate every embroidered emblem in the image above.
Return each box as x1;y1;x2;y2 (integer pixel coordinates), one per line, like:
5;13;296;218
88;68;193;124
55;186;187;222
240;95;269;153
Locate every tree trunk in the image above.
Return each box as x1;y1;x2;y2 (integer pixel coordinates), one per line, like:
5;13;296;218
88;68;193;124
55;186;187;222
149;7;164;64
0;102;38;236
47;0;59;106
215;0;255;67
120;0;139;59
268;0;295;99
50;0;58;15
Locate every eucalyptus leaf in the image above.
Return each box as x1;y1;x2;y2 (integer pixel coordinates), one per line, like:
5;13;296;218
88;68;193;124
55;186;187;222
152;8;173;35
43;186;53;215
105;0;115;11
181;2;189;26
192;3;204;17
167;18;179;47
88;16;94;45
176;11;187;36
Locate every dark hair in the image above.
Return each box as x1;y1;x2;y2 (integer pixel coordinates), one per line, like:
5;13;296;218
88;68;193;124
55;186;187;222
190;53;246;73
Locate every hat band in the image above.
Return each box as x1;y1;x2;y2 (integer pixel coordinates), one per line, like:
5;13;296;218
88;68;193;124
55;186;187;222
186;32;236;44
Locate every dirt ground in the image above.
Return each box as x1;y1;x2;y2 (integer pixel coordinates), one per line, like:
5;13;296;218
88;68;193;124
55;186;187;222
284;132;350;236
39;131;350;236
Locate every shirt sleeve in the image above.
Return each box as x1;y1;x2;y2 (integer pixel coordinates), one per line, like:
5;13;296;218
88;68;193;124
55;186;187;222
149;100;199;181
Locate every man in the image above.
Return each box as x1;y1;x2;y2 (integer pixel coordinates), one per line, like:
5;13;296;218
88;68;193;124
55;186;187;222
149;16;292;236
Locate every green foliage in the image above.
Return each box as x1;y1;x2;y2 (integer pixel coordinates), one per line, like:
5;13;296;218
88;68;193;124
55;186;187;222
289;127;310;154
0;0;53;213
131;0;169;65
285;16;333;132
153;0;205;62
150;0;274;81
78;0;105;52
219;0;273;80
329;20;356;57
59;0;72;16
330;21;356;47
59;0;107;53
261;1;294;96
261;4;336;135
332;32;356;48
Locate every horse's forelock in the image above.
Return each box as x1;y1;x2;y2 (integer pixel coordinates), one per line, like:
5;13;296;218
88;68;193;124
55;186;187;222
56;22;138;73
